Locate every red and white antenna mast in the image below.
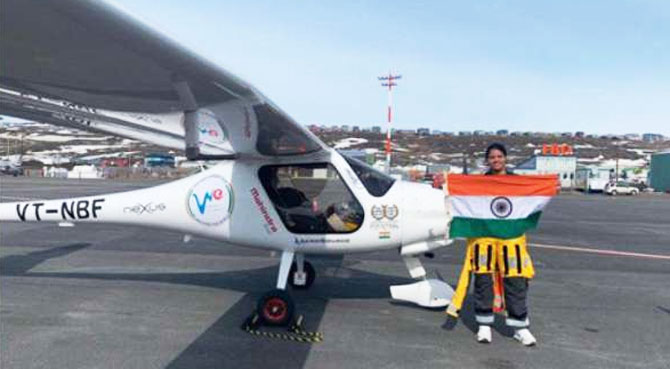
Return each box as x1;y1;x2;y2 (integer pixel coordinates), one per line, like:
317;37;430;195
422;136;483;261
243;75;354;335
378;72;401;173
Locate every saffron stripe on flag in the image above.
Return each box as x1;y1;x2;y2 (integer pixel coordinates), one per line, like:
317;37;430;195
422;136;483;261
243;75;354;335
448;174;558;197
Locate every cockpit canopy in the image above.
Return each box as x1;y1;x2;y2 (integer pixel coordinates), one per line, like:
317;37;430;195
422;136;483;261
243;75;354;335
259;163;364;234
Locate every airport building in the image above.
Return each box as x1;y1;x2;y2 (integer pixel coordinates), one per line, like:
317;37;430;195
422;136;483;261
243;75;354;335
643;133;665;143
575;167;613;192
514;154;577;188
649;151;670;192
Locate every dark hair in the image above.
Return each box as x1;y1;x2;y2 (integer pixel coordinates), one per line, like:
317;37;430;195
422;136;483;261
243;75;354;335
485;142;507;158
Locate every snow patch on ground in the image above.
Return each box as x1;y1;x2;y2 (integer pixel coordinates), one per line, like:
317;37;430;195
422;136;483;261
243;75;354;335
59;144;124;153
578;155;605;163
626;148;655;156
333;137;368;149
25;144;132;164
79;151;141;161
24;155;71;165
23;134;114;142
599;158;647;169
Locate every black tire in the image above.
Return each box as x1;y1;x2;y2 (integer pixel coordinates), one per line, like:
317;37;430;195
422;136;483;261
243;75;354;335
611;190;617;196
288;260;316;290
257;289;294;326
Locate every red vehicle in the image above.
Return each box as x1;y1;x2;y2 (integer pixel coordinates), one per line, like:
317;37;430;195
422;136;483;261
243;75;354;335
100;158;130;168
421;173;447;189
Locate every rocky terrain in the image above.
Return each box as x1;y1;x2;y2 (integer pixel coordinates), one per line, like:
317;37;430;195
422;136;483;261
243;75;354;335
1;122;668;170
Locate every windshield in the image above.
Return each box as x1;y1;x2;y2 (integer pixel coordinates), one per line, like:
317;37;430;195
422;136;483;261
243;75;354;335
341;154;395;197
254;104;321;156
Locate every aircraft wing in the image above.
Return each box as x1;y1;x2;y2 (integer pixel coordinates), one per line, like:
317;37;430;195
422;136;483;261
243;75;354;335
0;0;326;159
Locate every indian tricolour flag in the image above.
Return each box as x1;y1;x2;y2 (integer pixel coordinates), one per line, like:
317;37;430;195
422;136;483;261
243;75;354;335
447;174;558;239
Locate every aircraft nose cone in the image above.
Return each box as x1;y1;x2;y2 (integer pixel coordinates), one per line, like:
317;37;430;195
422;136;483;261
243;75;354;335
400;181;449;245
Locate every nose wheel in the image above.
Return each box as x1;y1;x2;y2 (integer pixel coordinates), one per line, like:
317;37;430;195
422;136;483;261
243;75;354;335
255;251;315;327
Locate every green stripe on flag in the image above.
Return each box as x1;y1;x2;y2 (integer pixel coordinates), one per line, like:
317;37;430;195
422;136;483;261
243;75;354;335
449;212;543;239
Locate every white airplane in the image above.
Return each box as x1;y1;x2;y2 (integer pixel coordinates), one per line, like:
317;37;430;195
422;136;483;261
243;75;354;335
0;0;454;326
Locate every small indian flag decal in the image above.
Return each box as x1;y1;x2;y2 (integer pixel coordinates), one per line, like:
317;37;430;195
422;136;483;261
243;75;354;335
378;230;391;239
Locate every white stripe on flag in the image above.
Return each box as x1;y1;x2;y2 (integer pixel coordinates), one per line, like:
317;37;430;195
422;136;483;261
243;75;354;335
450;196;551;220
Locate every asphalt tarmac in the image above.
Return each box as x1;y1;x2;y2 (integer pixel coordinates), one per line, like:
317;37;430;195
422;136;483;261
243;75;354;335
1;177;669;369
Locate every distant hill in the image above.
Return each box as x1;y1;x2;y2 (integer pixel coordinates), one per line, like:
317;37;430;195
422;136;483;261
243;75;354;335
1;123;668;169
317;130;668;168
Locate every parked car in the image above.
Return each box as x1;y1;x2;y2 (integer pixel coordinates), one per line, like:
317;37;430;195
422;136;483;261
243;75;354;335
604;181;639;196
0;160;22;177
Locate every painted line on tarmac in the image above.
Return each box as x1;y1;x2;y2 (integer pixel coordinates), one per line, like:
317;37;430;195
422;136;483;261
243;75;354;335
530;243;670;261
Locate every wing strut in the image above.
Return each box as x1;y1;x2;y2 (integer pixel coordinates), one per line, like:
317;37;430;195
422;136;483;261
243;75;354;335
172;76;237;161
172;76;200;160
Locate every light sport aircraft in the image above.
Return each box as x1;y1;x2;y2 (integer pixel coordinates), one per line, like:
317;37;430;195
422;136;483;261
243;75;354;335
0;0;455;326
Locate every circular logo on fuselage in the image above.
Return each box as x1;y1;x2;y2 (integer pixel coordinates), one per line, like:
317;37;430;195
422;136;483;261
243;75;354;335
384;204;399;220
187;175;234;225
490;196;513;219
371;205;385;220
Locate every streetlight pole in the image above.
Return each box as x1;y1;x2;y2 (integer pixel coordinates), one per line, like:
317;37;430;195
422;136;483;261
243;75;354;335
378;73;401;173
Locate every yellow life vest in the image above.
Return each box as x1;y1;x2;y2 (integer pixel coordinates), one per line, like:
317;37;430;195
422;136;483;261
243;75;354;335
446;234;534;318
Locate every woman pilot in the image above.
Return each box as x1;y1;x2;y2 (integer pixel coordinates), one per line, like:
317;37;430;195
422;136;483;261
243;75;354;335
471;143;537;346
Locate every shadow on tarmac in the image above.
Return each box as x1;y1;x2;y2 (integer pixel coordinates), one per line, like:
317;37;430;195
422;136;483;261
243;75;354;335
0;244;423;369
0;243;91;275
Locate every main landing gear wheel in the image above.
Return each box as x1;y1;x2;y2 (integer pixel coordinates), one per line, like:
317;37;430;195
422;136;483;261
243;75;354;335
257;289;295;326
288;260;316;290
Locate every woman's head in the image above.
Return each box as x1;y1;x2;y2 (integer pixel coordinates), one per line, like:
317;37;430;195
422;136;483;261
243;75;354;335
485;142;507;174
